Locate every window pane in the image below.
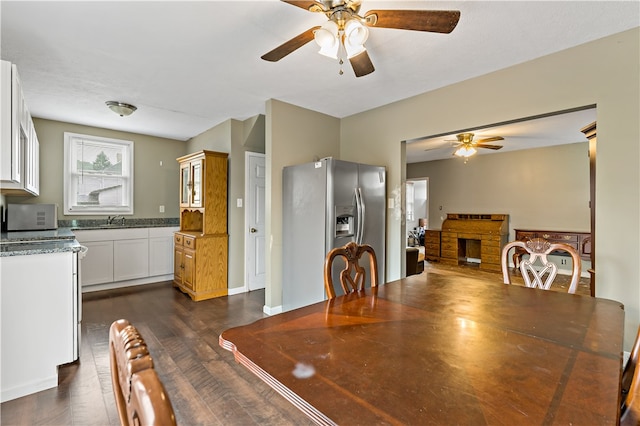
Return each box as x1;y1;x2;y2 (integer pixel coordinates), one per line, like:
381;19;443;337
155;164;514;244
64;132;133;215
73;141;127;207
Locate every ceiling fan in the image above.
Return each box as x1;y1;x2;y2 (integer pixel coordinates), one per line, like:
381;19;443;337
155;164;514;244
261;0;461;77
448;132;504;159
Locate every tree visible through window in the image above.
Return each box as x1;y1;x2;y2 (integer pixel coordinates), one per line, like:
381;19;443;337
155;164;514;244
64;132;134;215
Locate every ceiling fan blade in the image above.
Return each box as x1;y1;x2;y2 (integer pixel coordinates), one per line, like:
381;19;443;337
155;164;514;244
363;10;460;33
476;144;503;150
281;1;325;13
261;26;320;62
349;50;375;77
476;136;504;144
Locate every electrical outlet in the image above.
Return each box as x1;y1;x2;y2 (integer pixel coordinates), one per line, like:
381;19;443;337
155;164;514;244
561;258;567;265
159;205;165;213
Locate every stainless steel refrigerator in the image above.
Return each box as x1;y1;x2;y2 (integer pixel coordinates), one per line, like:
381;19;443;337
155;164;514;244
282;158;386;311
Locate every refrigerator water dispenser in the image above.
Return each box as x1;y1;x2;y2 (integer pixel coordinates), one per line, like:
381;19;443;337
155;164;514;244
335;206;355;238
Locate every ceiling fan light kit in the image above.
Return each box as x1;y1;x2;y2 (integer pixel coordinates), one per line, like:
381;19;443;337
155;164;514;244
454;146;477;157
262;0;460;77
450;132;505;161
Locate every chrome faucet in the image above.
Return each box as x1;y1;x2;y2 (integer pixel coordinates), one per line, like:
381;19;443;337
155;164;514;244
107;215;126;225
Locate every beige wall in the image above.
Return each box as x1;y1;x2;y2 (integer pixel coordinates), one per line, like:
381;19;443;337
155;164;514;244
265;99;340;309
6;118;185;219
336;28;639;349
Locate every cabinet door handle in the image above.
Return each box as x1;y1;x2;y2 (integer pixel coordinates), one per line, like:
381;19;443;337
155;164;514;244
250;228;258;233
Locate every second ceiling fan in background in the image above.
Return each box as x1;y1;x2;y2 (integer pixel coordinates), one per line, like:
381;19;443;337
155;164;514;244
261;0;461;77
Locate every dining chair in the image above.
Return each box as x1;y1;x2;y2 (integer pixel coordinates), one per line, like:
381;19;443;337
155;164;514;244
500;237;581;294
621;327;640;424
324;241;379;299
109;319;176;426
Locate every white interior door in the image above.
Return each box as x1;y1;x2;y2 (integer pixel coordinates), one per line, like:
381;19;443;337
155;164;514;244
246;152;266;290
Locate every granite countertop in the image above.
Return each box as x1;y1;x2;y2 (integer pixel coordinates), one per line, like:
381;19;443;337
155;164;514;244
1;228;77;243
0;238;82;257
0;218;179;257
61;217;179;230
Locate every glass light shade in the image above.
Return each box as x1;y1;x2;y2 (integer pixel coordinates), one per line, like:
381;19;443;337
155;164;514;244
344;19;369;46
314;21;338;47
344;20;369;58
314;21;339;59
106;101;137;117
344;40;366;58
454;146;477;157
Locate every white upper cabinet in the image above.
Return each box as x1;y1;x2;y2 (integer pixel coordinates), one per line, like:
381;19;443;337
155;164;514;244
1;60;39;196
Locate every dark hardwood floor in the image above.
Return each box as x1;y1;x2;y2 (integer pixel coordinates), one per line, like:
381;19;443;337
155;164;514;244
0;263;590;425
1;282;315;426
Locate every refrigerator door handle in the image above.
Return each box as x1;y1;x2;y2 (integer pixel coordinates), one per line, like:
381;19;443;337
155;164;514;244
355;187;365;245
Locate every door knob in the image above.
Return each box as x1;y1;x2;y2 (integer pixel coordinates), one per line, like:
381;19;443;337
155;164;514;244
250;228;257;233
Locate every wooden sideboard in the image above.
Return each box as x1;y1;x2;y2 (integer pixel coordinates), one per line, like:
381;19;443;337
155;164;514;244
513;229;592;266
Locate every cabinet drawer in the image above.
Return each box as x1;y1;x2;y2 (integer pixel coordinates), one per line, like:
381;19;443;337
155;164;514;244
425;242;440;251
174;234;183;246
481;254;501;264
481;239;501;249
426;247;440;256
540;232;578;243
440;233;457;243
515;231;536;240
183;235;196;249
441;241;457;251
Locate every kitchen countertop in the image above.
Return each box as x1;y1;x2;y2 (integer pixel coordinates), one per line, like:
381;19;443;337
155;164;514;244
1;228;81;257
0;238;83;257
1;228;77;243
0;219;179;257
60;217;179;230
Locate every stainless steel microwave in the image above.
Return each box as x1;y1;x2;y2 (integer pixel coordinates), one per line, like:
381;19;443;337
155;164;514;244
6;203;58;231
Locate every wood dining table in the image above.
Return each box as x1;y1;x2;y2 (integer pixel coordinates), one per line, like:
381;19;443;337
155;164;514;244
219;272;624;425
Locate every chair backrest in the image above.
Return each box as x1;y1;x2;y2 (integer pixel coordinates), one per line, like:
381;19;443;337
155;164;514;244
324;242;379;299
621;327;640;425
109;319;176;426
500;237;581;294
406;247;419;276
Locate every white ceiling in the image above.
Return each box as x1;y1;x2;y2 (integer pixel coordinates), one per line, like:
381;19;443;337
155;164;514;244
1;1;638;162
405;107;597;163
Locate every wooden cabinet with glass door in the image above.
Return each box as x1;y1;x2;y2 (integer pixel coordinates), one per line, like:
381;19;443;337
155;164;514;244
174;150;228;301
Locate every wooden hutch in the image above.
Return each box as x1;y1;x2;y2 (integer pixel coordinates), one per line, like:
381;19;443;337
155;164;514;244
173;150;228;301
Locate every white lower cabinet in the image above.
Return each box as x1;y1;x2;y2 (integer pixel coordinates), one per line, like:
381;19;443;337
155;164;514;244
74;226;178;291
114;239;149;281
149;228;174;276
1;251;77;402
80;240;114;285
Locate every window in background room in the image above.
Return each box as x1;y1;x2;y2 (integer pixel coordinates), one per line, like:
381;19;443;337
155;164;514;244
406;181;415;221
63;132;134;215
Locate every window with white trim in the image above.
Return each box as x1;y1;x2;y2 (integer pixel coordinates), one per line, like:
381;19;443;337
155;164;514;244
64;132;134;215
406;181;415;221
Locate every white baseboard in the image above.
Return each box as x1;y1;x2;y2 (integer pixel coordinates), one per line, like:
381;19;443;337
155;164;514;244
263;304;282;316
81;274;173;293
227;286;247;296
1;373;58;403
